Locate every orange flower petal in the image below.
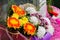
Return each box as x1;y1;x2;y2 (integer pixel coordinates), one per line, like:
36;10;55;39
24;23;36;35
12;5;26;16
7;17;20;29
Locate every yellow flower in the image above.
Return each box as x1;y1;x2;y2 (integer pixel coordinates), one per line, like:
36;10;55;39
19;17;28;26
19;19;23;26
22;17;28;24
12;13;19;19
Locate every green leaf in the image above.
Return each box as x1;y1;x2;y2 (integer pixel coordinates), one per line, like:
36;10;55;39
7;0;16;16
47;0;52;5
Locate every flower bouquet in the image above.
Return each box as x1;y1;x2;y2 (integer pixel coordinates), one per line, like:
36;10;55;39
0;0;55;40
3;3;54;40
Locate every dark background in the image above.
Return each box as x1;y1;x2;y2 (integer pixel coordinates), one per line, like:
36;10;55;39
52;0;60;9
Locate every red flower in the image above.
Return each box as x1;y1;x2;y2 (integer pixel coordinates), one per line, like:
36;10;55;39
49;10;58;16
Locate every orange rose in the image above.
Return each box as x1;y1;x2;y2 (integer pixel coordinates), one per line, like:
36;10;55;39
7;17;20;29
24;23;36;35
12;5;26;16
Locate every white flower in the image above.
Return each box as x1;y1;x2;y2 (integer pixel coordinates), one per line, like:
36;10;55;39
30;16;38;25
26;7;37;14
37;26;46;38
46;25;54;35
43;17;51;25
43;17;54;35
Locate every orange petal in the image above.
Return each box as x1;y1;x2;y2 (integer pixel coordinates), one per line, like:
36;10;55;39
24;23;36;35
12;5;26;16
7;17;20;29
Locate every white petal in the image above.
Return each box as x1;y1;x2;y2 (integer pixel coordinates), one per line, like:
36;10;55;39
37;26;46;38
43;17;54;35
47;25;54;35
26;7;37;14
43;17;51;25
30;16;38;25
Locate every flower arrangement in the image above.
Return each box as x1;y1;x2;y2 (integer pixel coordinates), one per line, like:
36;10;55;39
0;0;56;40
1;0;60;40
5;3;54;40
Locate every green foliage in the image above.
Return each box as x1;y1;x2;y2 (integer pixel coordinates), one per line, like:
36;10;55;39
7;0;16;17
47;0;52;5
8;28;18;33
8;0;16;9
8;8;13;17
47;0;53;12
0;17;6;26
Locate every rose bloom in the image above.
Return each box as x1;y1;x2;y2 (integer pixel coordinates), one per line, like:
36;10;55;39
7;17;20;29
12;5;26;16
24;23;36;35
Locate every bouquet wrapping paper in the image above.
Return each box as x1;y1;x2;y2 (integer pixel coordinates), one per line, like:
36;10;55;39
46;6;60;40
